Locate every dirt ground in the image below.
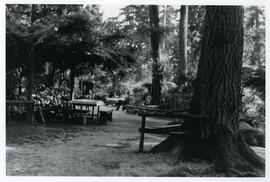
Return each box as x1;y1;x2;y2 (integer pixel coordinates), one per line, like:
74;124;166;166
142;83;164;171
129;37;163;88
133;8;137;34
6;107;265;176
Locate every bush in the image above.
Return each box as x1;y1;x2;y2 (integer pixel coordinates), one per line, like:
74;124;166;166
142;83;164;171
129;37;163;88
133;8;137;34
94;92;107;102
129;86;151;106
33;85;70;107
242;87;265;123
159;81;193;110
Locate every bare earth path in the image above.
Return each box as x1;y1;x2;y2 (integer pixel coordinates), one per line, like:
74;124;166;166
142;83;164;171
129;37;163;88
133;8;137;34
6;109;175;176
6;108;265;176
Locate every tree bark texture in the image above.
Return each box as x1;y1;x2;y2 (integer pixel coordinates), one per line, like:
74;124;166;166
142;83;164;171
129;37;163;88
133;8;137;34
186;6;264;174
149;5;162;105
188;6;244;139
152;6;264;176
177;5;188;84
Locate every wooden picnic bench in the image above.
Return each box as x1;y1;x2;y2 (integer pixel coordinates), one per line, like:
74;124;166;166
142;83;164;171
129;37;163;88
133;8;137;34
127;106;210;152
61;107;89;124
97;109;113;125
71;99;105;122
36;100;111;125
35;105;89;124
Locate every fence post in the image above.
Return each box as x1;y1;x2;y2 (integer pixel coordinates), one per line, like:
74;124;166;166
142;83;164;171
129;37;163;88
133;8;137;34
27;101;34;123
139;115;146;152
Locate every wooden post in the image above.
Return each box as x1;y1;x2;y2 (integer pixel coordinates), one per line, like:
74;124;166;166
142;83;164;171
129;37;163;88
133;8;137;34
37;105;45;124
92;106;95;121
97;106;100;121
139;115;146;152
27;102;35;123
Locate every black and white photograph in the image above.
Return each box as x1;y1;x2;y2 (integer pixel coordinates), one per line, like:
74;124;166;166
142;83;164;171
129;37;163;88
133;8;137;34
2;0;269;180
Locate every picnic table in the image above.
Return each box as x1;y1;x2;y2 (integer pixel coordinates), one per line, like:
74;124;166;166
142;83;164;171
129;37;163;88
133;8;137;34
106;97;129;110
71;99;105;121
105;97;126;104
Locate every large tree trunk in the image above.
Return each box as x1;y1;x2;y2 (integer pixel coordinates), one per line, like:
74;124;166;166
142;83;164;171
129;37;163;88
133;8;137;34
186;5;245;157
176;5;188;85
152;6;264;176
149;5;162;105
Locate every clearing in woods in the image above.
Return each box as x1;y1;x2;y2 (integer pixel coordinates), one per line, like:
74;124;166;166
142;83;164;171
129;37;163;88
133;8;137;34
6;109;265;176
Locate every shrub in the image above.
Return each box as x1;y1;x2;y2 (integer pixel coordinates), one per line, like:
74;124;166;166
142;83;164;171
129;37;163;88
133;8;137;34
159;81;193;110
129;86;151;106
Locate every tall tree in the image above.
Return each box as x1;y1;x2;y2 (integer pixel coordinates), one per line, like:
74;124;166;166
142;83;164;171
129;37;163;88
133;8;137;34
149;5;162;105
186;6;205;77
162;5;167;50
152;6;264;176
246;6;264;67
244;6;265;70
7;4;133;100
176;5;188;84
6;4;83;96
27;4;36;103
119;5;152;82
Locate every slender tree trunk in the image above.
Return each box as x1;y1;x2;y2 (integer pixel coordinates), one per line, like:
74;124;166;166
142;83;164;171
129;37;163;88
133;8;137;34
27;50;34;123
17;68;22;98
149;5;162;105
69;68;75;100
48;61;56;87
177;5;188;85
152;6;264;176
26;4;37;123
27;4;36;101
162;5;167;51
252;7;262;67
26;65;33;102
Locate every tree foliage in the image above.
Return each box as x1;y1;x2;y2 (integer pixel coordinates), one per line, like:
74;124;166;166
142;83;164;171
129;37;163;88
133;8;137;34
6;4;135;99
